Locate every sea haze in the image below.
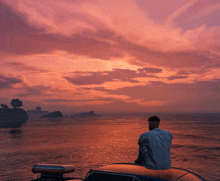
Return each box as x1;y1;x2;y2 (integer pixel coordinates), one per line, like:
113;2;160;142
0;113;219;181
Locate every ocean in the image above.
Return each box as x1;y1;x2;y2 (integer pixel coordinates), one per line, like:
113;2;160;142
0;113;220;181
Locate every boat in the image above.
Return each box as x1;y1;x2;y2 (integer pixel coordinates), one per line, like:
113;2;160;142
31;163;207;181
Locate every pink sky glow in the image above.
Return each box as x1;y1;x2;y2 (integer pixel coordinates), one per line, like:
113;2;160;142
0;0;220;114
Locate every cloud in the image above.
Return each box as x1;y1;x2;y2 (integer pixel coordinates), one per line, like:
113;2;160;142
64;68;161;85
166;0;220;27
0;0;145;37
167;75;188;80
0;1;215;45
88;79;220;105
138;67;163;74
4;61;49;72
44;98;113;103
71;78;220;113
14;85;51;97
0;74;23;89
44;99;70;103
1;0;220;70
0;1;39;35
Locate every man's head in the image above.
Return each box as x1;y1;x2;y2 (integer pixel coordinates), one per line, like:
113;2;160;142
148;116;160;131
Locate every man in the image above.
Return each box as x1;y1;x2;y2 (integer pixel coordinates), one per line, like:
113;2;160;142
135;116;172;170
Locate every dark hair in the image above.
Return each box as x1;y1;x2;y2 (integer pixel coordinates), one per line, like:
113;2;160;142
148;116;160;122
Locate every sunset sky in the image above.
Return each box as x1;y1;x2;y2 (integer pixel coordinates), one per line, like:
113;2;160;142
1;0;220;114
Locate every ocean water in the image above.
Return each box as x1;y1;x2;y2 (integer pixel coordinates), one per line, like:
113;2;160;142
0;113;220;181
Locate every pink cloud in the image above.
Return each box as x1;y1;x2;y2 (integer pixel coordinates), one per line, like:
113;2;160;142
90;79;220;108
166;0;220;25
138;68;163;74
44;98;112;103
14;85;52;97
64;68;160;85
0;74;23;89
5;61;48;72
1;0;220;69
167;76;188;80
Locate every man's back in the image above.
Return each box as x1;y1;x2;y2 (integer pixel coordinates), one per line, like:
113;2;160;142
138;128;172;170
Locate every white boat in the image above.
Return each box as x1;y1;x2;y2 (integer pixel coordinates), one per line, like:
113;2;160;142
31;163;207;181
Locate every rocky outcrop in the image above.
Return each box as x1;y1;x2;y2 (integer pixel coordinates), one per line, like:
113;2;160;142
41;111;63;118
0;108;28;128
71;111;97;118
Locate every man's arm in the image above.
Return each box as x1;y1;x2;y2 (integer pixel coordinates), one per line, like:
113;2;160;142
138;133;149;146
168;131;173;141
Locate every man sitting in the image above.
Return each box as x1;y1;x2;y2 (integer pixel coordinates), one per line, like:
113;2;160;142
135;116;172;170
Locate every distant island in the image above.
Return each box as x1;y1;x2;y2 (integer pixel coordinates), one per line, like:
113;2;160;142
0;99;28;128
27;108;98;119
27;107;63;118
41;111;63;118
27;106;50;118
71;111;98;118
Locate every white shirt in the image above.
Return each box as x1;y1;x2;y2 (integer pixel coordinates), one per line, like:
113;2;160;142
138;128;172;170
